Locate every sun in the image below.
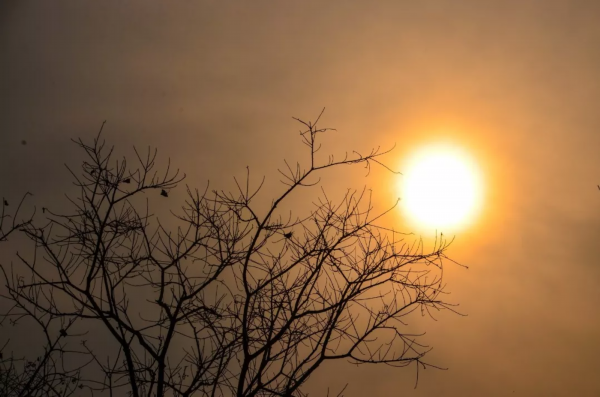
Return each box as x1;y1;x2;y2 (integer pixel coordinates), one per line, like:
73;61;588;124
398;144;483;232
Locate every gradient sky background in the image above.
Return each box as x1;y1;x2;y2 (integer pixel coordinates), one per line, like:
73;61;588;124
2;1;600;396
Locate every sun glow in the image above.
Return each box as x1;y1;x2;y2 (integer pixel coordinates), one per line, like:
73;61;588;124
399;144;483;232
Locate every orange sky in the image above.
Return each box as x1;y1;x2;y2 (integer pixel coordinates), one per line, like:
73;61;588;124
2;1;600;395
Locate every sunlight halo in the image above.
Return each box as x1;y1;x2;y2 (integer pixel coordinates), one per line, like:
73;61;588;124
398;144;483;232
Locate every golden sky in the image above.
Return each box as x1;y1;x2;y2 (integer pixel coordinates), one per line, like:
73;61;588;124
2;1;600;395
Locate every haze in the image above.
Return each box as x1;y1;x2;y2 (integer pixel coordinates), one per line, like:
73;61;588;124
2;1;600;396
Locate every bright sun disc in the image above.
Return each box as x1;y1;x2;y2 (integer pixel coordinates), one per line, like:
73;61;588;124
399;144;483;231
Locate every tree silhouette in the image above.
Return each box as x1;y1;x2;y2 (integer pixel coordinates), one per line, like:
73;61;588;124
0;113;464;397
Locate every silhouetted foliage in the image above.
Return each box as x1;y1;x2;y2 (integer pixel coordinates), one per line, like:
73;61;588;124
0;113;463;396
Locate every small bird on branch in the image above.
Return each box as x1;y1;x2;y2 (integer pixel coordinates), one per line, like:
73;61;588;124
284;232;293;239
161;189;169;197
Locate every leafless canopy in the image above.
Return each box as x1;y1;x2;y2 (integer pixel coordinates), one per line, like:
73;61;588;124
0;112;463;397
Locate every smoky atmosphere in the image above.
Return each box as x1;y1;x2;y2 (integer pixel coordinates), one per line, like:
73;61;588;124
1;1;600;396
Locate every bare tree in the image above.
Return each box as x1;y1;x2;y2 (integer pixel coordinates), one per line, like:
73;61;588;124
0;112;464;397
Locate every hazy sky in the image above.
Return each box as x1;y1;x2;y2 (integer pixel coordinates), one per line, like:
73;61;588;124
2;1;600;396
